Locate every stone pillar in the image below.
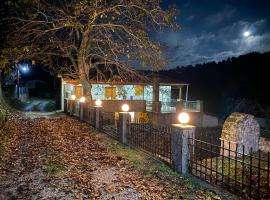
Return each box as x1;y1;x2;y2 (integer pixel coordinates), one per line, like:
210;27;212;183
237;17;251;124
118;112;131;145
79;102;84;121
64;99;68;113
171;124;195;174
221;112;260;156
95;106;102;129
69;100;75;116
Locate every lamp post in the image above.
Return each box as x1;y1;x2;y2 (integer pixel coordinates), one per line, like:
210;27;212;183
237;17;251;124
171;112;195;174
69;95;76;115
79;96;86;121
16;64;30;100
118;104;131;144
94;100;103;129
17;67;20;99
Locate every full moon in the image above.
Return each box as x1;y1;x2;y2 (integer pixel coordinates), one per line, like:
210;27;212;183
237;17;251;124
243;31;251;37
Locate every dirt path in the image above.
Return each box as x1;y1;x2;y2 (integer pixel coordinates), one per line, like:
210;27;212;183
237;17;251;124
22;98;55;112
0;114;233;200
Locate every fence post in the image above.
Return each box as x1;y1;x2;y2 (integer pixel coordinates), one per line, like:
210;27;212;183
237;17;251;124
95;106;102;129
69;100;75;116
118;112;131;145
66;99;70;114
64;99;68;113
171;124;195;174
79;102;84;121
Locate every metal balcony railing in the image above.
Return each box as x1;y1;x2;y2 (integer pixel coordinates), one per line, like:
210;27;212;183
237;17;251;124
182;100;201;112
146;100;201;113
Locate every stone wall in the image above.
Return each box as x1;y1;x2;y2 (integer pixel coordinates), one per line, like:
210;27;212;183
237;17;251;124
221;112;260;156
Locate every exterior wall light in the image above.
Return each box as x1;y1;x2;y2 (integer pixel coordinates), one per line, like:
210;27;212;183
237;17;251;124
95;99;102;106
121;104;130;112
80;96;86;103
70;95;76;100
178;112;190;124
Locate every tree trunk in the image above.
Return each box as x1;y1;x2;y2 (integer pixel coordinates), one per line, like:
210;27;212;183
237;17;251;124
81;74;92;101
78;61;92;101
78;27;92;101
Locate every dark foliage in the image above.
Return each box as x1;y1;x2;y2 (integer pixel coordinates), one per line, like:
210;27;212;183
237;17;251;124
159;52;270;118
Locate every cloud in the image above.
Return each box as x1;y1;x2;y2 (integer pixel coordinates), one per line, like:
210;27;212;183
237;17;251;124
205;6;236;26
186;15;195;21
157;19;270;67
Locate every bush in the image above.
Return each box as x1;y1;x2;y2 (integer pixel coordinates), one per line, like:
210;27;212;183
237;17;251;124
44;101;56;112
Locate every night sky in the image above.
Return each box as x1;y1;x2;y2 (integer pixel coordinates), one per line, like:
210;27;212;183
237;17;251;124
159;0;270;67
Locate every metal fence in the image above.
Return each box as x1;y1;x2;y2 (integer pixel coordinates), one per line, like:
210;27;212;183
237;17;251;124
100;111;119;138
64;101;270;199
128;120;172;164
189;138;270;199
82;105;96;126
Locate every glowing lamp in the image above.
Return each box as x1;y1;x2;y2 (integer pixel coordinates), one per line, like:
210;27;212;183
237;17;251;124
121;104;130;112
19;64;29;73
178;112;190;124
22;67;28;72
80;96;86;103
95;99;102;106
70;95;76;100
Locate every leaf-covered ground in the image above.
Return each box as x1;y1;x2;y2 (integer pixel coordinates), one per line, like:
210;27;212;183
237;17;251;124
0;113;236;199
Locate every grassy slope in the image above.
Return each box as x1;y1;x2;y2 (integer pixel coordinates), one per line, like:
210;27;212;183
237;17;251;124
96;133;237;200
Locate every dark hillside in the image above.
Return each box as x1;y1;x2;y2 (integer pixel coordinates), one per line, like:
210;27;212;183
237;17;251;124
159;52;270;118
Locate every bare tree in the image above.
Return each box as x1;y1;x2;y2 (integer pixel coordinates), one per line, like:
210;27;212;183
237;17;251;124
5;0;177;99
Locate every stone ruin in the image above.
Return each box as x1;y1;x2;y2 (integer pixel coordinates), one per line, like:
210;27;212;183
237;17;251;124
221;112;260;156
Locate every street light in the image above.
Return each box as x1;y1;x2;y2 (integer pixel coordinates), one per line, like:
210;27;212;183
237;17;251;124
21;66;28;73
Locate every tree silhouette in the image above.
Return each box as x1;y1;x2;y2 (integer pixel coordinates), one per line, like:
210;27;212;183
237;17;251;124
2;0;177;99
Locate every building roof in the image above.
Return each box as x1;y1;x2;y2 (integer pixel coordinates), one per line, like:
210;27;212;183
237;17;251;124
62;72;188;87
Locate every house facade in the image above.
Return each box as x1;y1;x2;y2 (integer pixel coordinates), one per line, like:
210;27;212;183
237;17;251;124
60;76;214;126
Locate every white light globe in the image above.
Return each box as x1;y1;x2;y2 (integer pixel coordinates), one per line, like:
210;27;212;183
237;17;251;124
22;67;28;72
121;104;130;112
79;96;86;103
19;64;29;73
70;95;76;100
95;99;102;106
178;112;190;124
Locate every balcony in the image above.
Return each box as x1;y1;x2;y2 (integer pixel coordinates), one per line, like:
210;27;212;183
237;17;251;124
146;100;202;113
